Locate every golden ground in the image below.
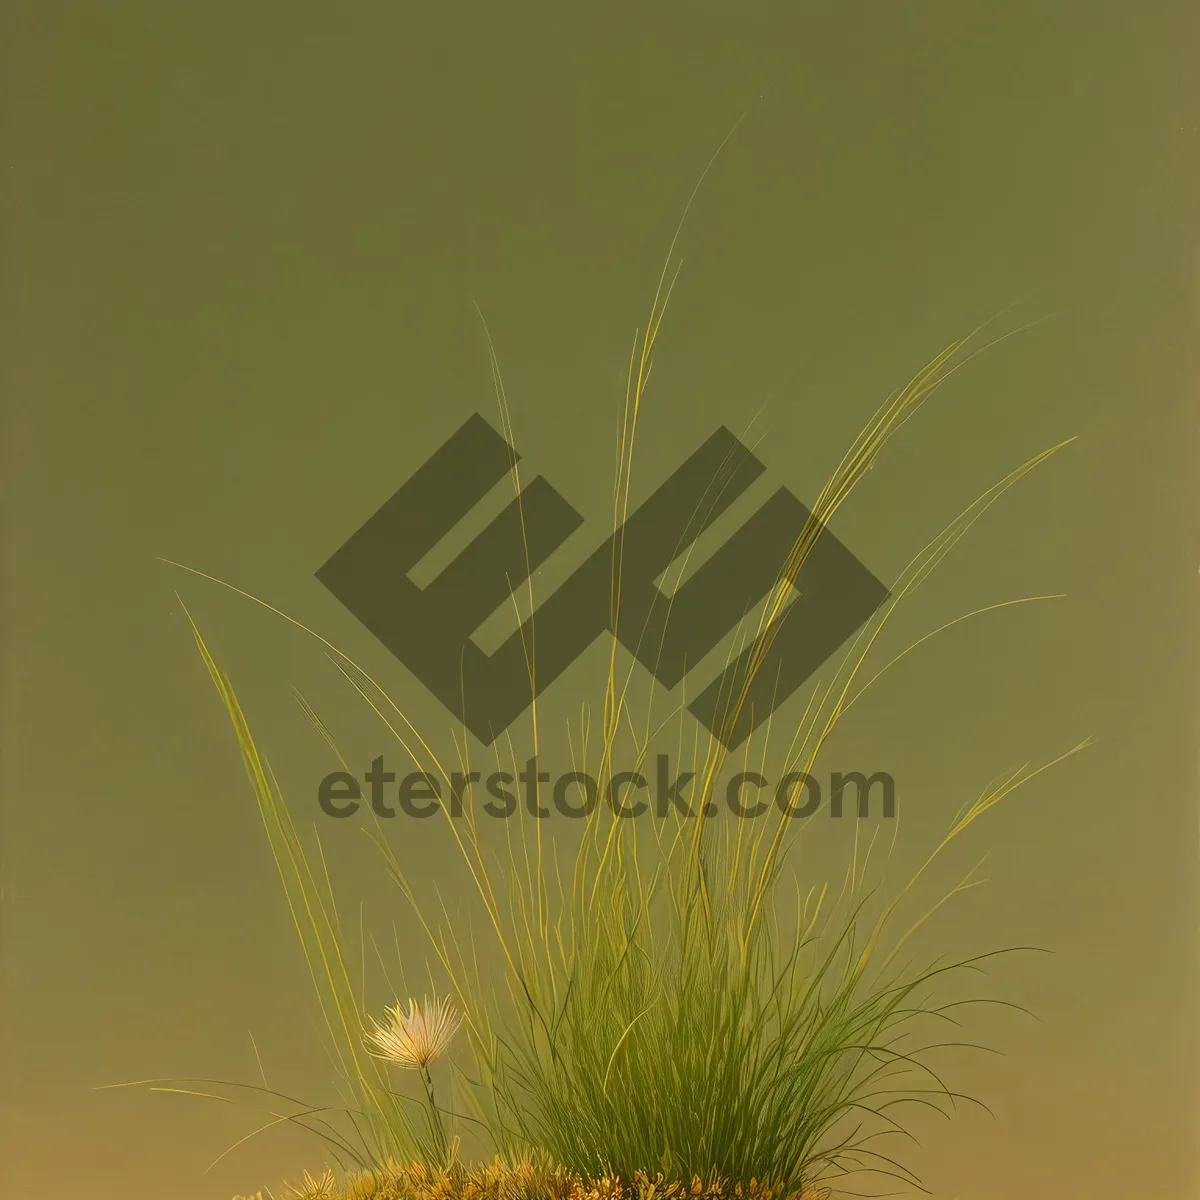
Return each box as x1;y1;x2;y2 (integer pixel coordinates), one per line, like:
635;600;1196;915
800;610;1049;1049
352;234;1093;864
235;1158;825;1200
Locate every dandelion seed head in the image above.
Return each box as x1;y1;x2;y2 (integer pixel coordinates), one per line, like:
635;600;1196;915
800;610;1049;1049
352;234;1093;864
365;994;462;1069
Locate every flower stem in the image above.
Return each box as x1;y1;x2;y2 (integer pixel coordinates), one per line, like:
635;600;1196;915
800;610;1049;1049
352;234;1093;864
419;1065;449;1164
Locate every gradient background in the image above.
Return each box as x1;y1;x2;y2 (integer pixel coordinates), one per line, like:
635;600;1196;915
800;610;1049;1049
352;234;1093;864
3;3;1198;1198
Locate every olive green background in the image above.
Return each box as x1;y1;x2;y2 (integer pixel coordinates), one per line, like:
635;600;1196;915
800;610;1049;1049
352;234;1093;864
3;3;1197;1198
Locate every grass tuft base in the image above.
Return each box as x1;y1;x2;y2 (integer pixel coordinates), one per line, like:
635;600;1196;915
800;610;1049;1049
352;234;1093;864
234;1159;826;1200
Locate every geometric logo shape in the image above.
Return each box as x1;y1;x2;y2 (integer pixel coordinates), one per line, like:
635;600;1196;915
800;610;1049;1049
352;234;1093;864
316;413;888;749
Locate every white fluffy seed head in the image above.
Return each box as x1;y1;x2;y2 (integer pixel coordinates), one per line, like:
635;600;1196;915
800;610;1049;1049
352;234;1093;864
364;995;462;1070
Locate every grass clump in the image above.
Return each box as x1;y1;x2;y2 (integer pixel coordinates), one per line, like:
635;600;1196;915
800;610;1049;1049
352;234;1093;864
150;183;1085;1198
185;303;1082;1198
